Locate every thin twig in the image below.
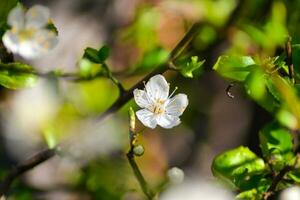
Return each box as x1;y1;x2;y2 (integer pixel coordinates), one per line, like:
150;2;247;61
126;108;154;200
127;152;154;200
0;148;56;197
263;165;294;200
286;36;295;84
263;155;300;200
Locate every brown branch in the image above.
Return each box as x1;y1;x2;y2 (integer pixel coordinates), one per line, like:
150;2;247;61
263;154;300;200
263;165;294;200
0;148;56;197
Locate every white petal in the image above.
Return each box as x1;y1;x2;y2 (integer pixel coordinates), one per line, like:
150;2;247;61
2;31;20;53
34;29;58;52
25;5;50;29
145;74;169;102
7;5;25;30
136;109;157;129
18;40;42;59
165;94;188;116
133;89;152;109
157;114;180;129
17;30;58;59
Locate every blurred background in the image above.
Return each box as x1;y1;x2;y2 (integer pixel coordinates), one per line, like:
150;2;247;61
0;0;299;199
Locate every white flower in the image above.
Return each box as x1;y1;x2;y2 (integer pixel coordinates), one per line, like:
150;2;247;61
280;186;300;200
133;74;188;129
2;5;58;59
160;180;234;200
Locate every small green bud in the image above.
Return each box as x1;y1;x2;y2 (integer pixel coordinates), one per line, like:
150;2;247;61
180;56;205;78
133;145;144;156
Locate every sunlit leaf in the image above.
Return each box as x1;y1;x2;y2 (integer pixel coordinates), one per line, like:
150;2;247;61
277;108;298;130
213;55;255;81
236;178;271;200
212;146;266;190
135;47;169;72
244;68;266;100
259;122;294;171
0;62;37;89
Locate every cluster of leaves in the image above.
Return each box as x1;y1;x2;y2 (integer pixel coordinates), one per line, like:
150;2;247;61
212;50;300;198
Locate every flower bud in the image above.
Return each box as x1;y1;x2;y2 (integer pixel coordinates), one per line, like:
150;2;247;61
133;145;144;156
167;167;184;184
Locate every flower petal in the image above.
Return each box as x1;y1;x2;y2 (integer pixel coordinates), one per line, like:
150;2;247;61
136;109;157;129
157;114;180;129
34;29;58;52
165;94;188;116
25;5;50;29
7;5;25;30
2;31;20;53
145;74;169;102
18;40;42;59
17;30;58;59
133;89;152;109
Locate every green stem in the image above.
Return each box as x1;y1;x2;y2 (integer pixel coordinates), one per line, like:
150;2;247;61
103;63;126;94
127;151;154;200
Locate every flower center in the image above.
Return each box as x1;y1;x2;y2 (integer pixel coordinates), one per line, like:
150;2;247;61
152;99;165;115
17;28;36;42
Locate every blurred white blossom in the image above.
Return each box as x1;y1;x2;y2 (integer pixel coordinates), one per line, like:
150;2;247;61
280;186;300;200
2;80;59;159
167;167;184;184
134;74;188;129
2;5;58;59
160;180;234;200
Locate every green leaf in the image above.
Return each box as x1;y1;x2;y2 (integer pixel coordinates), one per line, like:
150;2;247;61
0;62;37;89
276;107;298;130
244;68;266;101
288;170;300;183
83;46;111;64
265;78;281;102
97;45;110;63
212;146;266;190
83;47;101;63
292;44;300;81
179;56;205;78
0;0;18;25
236;189;258;200
259;122;294;170
134;47;169;72
236;178;271;200
46;21;59;35
213;55;255;82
